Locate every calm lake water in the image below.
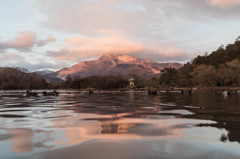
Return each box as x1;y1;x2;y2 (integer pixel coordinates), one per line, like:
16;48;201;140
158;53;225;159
0;90;240;159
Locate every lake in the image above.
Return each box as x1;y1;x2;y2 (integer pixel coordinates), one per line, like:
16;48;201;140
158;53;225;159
0;90;240;159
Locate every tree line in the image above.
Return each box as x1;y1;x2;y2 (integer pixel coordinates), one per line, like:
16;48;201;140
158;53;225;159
159;37;240;87
62;75;129;90
61;72;159;90
0;67;49;89
0;67;150;90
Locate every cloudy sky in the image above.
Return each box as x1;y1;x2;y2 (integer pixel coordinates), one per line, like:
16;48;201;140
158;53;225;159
0;0;240;71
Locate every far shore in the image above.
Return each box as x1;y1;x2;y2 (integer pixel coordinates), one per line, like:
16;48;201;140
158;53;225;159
167;87;240;92
1;87;240;92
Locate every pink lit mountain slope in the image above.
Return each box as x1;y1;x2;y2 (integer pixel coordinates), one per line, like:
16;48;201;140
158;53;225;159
52;53;183;79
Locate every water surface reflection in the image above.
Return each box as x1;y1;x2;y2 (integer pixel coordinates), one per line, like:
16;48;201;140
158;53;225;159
0;90;240;159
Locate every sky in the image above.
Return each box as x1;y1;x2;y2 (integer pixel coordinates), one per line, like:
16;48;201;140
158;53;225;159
0;0;240;71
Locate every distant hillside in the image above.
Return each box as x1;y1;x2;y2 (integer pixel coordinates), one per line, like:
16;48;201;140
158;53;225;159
35;70;54;75
159;37;240;87
51;53;183;80
38;74;64;83
35;70;63;83
192;37;240;66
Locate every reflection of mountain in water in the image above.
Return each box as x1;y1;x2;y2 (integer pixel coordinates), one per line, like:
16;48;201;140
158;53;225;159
101;122;136;134
1;90;240;157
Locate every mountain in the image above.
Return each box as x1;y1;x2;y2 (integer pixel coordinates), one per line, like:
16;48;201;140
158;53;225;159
51;53;183;80
39;74;64;83
34;70;63;83
35;70;54;75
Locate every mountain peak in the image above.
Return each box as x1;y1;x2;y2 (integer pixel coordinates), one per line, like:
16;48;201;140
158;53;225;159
99;53;138;63
98;53;117;60
54;53;183;79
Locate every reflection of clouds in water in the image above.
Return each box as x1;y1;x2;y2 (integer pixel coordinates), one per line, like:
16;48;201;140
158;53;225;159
1;91;240;158
6;128;53;153
9;129;34;153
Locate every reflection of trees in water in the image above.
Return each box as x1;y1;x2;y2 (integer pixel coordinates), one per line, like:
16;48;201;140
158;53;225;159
129;90;135;103
159;92;240;143
197;122;240;144
227;125;240;143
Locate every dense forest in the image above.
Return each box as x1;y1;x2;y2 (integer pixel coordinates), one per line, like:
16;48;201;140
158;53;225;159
159;37;240;87
62;75;129;90
0;67;49;89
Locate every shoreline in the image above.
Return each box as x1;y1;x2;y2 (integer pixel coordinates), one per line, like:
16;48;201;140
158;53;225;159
1;87;240;92
169;87;240;92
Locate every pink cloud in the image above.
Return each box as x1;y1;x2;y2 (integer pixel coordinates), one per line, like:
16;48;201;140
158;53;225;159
0;31;36;51
47;35;188;63
0;31;56;52
206;0;240;8
66;36;144;53
35;0;143;36
47;36;145;62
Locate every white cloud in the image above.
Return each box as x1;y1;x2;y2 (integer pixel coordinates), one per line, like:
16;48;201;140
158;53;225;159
0;52;68;71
